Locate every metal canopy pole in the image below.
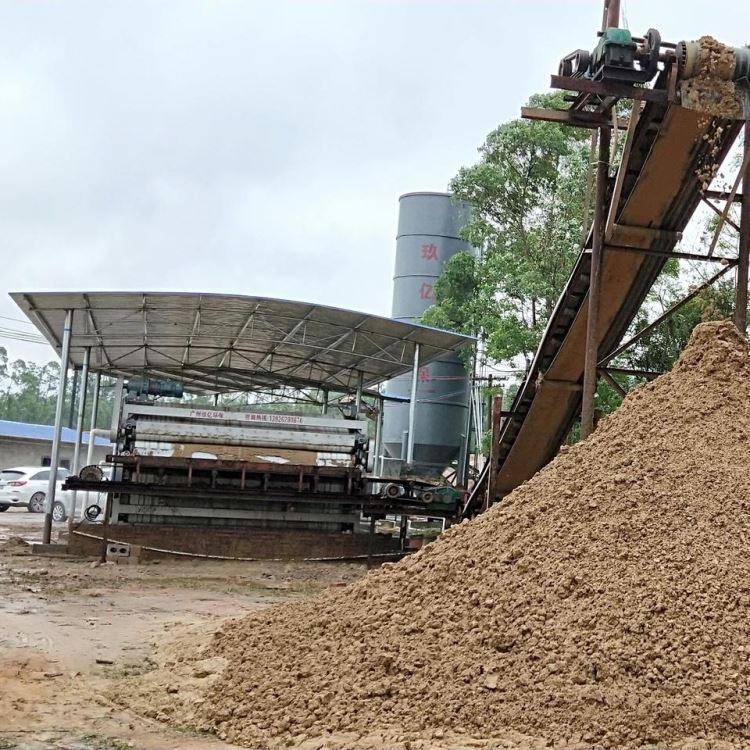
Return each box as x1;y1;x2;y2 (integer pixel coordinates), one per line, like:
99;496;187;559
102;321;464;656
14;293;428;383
84;372;102;511
89;373;102;438
321;389;329;415
735;121;750;335
43;309;73;545
581;127;610;439
373;395;384;475
68;347;90;531
67;367;80;429
355;372;363;415
459;389;474;488
405;343;420;466
378;396;386;475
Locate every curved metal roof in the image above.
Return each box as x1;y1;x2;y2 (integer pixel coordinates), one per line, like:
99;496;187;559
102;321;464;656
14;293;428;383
11;292;474;394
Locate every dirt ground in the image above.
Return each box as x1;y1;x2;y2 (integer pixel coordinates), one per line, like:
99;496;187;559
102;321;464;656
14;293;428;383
0;508;367;750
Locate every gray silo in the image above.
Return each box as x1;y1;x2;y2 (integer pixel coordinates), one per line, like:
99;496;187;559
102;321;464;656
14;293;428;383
382;191;473;474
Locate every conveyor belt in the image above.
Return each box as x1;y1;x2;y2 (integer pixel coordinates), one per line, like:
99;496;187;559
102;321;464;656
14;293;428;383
468;70;741;515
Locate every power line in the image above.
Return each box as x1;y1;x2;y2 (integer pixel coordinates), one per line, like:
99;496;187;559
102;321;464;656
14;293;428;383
0;325;49;345
0;314;36;326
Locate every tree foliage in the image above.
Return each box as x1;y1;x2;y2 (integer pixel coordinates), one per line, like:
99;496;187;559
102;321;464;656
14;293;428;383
0;346;116;429
422;92;590;367
0;347;349;431
611;275;735;376
423;94;742;440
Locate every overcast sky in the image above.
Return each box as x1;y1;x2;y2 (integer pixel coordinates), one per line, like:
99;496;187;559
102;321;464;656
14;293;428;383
2;0;750;364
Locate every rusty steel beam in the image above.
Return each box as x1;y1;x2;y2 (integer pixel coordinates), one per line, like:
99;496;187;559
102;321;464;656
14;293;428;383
486;394;503;509
605;245;737;263
461;462;489;518
601;367;663;380
708;138;750;257
521;106;628;130
600;262;736;365
550;75;668;103
599;369;627;398
704;189;744;203
604;0;620;29
735;121;750;333
581;127;610;439
701;195;741;233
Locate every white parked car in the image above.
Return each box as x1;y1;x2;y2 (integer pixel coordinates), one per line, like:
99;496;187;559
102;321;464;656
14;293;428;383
0;467;71;520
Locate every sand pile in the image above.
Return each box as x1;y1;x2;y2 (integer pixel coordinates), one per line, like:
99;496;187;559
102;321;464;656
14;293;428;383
683;36;743;127
138;321;750;749
683;36;743;191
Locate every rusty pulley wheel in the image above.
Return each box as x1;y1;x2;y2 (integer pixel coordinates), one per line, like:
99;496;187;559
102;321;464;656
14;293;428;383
79;465;104;482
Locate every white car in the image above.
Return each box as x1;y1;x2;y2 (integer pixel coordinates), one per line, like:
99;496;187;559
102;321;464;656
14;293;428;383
0;466;72;520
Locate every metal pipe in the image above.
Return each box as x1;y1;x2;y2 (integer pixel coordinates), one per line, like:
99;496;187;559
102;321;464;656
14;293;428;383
87;373;102;458
71;353;90;474
373;396;384;475
606;0;620;29
701;195;741;233
460;393;475;488
67;367;79;429
735;121;750;334
355;371;363;415
82;428;107;519
458;344;479;488
602;0;619;30
43;309;73;545
581;127;610;439
68;347;90;531
405;343;420;466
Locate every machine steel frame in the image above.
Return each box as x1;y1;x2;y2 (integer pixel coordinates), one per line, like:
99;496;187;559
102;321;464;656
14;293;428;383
464;0;750;517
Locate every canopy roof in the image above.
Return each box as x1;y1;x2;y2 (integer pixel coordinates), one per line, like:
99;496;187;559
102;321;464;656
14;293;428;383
11;292;473;394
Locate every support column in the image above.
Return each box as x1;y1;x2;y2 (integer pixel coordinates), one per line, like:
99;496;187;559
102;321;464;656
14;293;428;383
405;343;420;466
43;310;73;545
67;367;80;429
372;396;384;476
88;373;102;448
354;372;363;415
486;394;504;510
84;372;102;511
459;391;474;488
458;344;479;487
68;348;90;530
321;388;329;415
735;121;750;335
581;127;610;439
604;0;620;29
378;397;386;475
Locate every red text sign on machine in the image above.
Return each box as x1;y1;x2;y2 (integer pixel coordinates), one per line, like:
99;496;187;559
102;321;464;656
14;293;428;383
187;409;304;425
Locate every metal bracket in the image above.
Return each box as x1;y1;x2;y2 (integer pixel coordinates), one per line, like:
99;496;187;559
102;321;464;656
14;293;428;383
606;223;682;249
